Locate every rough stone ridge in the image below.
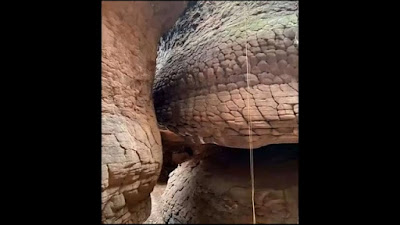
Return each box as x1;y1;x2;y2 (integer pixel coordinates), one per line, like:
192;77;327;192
154;1;299;149
102;1;186;223
161;148;298;224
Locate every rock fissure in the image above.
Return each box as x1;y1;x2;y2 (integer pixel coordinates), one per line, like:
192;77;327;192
102;1;298;224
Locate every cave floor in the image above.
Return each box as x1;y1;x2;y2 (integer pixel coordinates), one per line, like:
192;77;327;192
144;182;168;224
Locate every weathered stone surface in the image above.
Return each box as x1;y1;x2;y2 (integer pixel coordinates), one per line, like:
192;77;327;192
162;149;298;224
153;1;298;149
147;3;300;223
102;1;186;223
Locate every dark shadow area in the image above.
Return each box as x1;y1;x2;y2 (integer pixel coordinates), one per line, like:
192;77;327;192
209;143;299;165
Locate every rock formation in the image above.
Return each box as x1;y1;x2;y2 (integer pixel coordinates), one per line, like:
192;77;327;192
101;1;187;223
102;1;299;224
154;1;299;223
154;1;298;149
162;145;298;224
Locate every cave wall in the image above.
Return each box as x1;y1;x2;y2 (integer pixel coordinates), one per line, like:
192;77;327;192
154;1;299;149
162;148;298;224
101;1;299;224
101;1;187;223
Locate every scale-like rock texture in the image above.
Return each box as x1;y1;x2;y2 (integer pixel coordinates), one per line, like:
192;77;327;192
101;1;187;223
162;146;298;224
154;1;299;149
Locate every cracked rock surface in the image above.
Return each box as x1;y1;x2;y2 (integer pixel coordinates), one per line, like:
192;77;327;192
101;1;186;223
162;146;298;224
155;2;299;224
154;1;299;149
102;1;299;223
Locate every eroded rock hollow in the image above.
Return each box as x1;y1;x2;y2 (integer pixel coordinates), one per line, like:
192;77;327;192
102;1;298;224
162;145;298;224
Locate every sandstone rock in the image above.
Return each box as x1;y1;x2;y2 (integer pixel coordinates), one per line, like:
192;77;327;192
153;1;298;149
162;153;298;224
102;1;186;223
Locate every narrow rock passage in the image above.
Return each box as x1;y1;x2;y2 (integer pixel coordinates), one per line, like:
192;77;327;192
144;182;168;224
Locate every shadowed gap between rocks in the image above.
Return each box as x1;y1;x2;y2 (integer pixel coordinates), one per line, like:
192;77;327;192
145;142;298;223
